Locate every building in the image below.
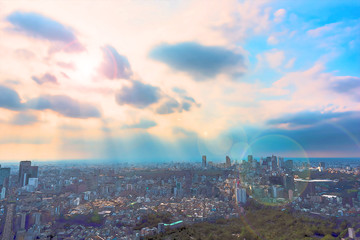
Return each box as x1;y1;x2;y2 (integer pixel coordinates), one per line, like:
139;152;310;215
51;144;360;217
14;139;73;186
319;162;326;172
271;155;277;170
1;187;6;200
277;157;284;169
248;155;253;164
19;161;38;187
285;160;293;171
226;156;231;168
348;228;355;239
26;178;39;192
288;189;293;200
236;188;247;204
157;223;165;233
20;212;27;230
202;155;207;168
0;167;10;187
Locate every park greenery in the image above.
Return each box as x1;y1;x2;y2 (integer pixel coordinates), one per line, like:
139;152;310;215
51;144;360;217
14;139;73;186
147;201;354;240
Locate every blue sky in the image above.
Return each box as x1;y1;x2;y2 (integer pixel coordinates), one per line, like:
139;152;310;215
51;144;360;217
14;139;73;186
0;0;359;162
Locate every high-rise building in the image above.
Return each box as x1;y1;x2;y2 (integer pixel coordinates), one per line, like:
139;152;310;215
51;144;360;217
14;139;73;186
20;212;27;230
319;162;326;172
0;167;10;187
235;188;247;204
271;155;277;170
277;157;284;169
202;155;207;168
0;187;6;200
284;160;293;172
19;161;38;187
226;156;231;168
248;155;253;164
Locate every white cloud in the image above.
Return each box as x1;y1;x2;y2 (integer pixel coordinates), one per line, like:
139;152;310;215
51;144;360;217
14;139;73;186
307;22;341;37
274;9;286;23
285;57;296;69
267;35;278;45
265;49;285;69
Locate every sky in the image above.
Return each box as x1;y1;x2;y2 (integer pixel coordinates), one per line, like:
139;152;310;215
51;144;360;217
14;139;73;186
0;0;359;163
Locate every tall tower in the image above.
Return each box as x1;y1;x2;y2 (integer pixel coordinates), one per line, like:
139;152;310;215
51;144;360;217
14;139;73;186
226;156;231;168
202;155;207;168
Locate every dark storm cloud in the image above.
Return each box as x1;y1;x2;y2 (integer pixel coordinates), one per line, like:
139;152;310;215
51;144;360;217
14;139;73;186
115;80;161;108
32;73;58;85
122;119;157;129
0;85;23;110
149;42;245;80
27;95;101;118
267;111;355;126
99;45;133;80
7;11;85;52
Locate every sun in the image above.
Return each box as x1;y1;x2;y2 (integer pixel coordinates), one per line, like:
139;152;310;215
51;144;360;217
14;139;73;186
72;47;102;82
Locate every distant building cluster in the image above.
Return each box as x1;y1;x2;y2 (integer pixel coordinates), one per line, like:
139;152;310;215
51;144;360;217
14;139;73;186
0;156;359;239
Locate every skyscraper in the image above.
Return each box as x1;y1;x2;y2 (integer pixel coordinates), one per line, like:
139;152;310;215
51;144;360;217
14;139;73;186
277;157;284;169
19;161;38;187
248;155;253;164
226;156;231;168
0;167;10;187
236;188;247;204
202;155;207;168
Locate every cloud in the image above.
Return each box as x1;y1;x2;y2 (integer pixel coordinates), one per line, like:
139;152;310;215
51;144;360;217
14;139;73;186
264;49;285;69
331;76;360;100
57;62;75;70
0;137;50;145
149;42;245;80
99;45;133;80
172;87;187;94
284;58;296;69
267;111;356;127
246;113;360;156
32;73;58;85
156;95;199;115
267;35;279;45
15;49;35;59
173;127;197;138
115;80;161;108
274;9;286;23
27;95;101;118
4;80;21;85
307;22;341;38
122;119;157;129
0;85;23;110
156;98;180;114
6;11;84;52
11;112;38;125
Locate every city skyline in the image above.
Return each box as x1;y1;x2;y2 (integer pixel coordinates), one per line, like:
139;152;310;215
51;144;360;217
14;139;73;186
0;0;360;162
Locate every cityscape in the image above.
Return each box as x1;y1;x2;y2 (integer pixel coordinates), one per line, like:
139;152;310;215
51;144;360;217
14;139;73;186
0;156;360;239
1;0;360;239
